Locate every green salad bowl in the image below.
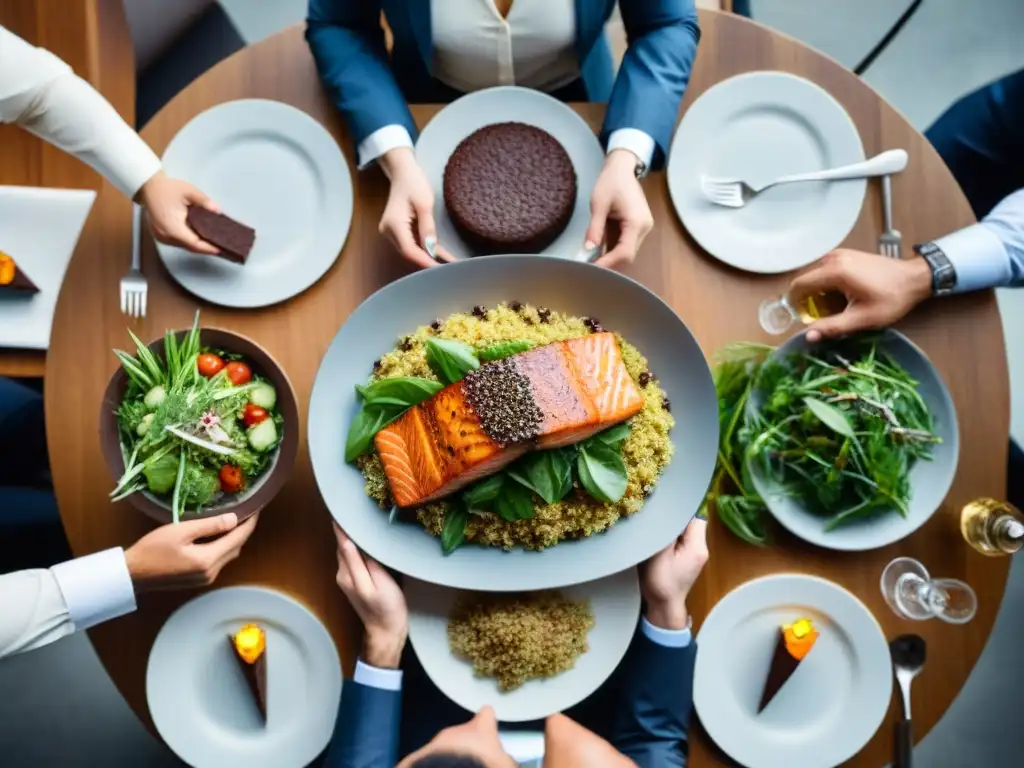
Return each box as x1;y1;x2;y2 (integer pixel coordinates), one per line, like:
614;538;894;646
99;326;299;525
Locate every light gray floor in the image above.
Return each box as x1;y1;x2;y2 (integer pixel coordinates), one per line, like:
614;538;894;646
2;2;1023;766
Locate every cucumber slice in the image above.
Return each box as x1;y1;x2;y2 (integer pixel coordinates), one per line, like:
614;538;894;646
248;418;278;452
249;382;277;410
144;385;167;410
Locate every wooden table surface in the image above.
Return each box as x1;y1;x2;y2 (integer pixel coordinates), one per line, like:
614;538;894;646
41;8;1010;767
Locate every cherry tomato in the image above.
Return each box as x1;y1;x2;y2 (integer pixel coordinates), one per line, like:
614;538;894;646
225;361;252;386
219;464;245;494
242;403;269;426
197;353;225;378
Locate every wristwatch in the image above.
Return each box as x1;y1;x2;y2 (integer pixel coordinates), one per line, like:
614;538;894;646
634;158;649;180
913;242;958;296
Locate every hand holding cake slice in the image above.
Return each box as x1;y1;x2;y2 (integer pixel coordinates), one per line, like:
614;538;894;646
758;617;819;713
0;251;40;294
228;623;268;722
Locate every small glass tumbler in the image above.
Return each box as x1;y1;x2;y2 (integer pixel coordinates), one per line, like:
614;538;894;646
881;556;977;624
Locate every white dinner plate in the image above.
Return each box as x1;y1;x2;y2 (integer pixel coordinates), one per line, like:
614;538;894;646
156;99;352;307
668;72;866;274
415;86;605;260
0;186;94;349
694;574;891;768
146;586;342;768
406;569;641;722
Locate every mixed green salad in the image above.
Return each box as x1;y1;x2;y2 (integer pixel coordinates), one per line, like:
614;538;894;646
702;338;939;545
110;313;283;521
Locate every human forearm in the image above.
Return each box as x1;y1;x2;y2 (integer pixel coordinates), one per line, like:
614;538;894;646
603;1;700;170
930;187;1024;292
0;549;137;660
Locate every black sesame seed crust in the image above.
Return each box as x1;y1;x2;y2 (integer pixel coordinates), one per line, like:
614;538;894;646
462;358;541;446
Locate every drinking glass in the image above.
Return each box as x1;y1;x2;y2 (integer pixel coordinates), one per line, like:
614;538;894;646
880;557;977;624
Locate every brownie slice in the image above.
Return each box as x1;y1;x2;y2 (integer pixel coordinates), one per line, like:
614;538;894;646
186;207;256;264
0;251;40;294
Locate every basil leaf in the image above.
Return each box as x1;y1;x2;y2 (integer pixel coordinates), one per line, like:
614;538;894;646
478;340;536;363
495;481;536;521
577;443;628;503
507;449;573;504
463;475;505;509
592;423;631;449
426;338;480;385
803;397;854;438
441;503;469;555
357;377;443;406
345;403;404;462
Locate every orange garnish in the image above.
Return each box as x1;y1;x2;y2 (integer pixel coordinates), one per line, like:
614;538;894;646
782;618;818;661
232;624;266;664
0;252;15;286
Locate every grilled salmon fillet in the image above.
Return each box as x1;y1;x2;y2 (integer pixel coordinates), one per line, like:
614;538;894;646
374;332;644;507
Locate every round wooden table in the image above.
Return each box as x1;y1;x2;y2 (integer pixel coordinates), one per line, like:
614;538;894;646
46;10;1011;767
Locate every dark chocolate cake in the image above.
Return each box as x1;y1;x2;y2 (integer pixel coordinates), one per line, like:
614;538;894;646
186;207;256;263
0;251;40;294
443;122;577;255
759;618;818;713
229;624;268;722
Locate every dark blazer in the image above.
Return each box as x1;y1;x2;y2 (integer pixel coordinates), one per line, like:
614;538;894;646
323;626;697;767
305;0;701;169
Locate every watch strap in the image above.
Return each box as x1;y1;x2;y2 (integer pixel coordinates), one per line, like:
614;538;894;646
914;242;957;296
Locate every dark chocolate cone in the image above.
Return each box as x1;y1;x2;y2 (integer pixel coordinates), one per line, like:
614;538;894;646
228;634;268;721
758;630;800;713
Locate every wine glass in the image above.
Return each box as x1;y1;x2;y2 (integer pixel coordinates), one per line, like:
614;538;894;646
880;557;977;624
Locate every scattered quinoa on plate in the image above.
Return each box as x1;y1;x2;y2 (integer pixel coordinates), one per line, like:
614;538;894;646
348;302;675;552
447;591;595;691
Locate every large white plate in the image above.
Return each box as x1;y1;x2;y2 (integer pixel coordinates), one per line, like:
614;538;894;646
0;186;95;350
146;586;342;768
156;99;352;307
694;574;891;768
416;86;605;260
406;569;641;722
668;72;866;274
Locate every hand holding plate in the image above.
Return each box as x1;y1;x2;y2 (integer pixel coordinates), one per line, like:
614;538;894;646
639;518;709;630
379;147;455;269
586;148;653;270
334;523;408;668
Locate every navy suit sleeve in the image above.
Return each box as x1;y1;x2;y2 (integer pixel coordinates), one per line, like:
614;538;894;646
610;630;697;768
604;0;701;170
324;680;402;768
306;0;418;146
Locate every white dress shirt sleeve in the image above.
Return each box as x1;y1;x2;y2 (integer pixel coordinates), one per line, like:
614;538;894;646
641;615;693;648
0;25;162;199
1;548;137;660
357;125;415;171
606;128;657;171
353;659;404;691
933;188;1024;293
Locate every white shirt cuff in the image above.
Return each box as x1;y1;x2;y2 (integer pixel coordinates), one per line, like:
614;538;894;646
357;124;414;170
354;659;403;691
933;223;1014;293
50;548;137;632
606;128;656;171
641;616;693;648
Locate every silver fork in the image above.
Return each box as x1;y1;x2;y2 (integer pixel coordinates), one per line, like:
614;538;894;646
701;149;908;209
119;204;147;318
879;175;902;259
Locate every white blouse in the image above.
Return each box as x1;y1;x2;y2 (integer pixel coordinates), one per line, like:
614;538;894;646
359;0;654;172
431;0;579;94
0;25;161;199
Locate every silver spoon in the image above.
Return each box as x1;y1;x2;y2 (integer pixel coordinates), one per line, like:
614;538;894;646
890;634;927;768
